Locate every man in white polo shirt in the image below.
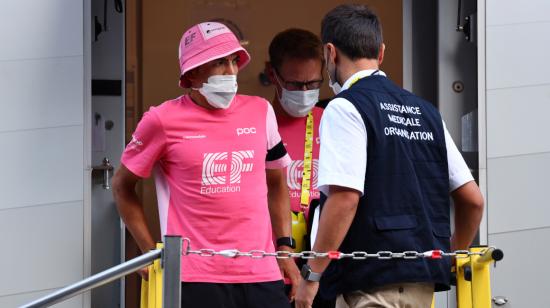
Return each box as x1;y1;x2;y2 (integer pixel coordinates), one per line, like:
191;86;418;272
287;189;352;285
296;4;484;308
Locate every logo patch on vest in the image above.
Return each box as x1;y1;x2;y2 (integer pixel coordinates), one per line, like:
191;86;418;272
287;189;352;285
380;102;434;141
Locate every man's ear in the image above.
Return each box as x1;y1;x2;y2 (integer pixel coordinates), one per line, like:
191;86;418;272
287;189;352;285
265;61;277;85
326;43;337;64
378;43;385;66
185;69;200;88
179;75;188;87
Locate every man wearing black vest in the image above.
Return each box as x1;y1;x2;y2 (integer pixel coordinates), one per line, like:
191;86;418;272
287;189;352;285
295;4;484;308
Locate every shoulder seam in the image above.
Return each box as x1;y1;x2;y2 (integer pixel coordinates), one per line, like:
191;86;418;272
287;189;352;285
149;108;169;147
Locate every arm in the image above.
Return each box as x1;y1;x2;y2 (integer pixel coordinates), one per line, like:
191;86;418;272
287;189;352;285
112;164;156;253
450;181;484;250
308;185;360;272
296;99;366;308
295;186;360;308
442;122;485;251
266;168;300;301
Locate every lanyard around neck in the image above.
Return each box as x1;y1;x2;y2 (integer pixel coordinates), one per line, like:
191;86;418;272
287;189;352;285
300;110;314;210
298;70;379;209
348;69;380;88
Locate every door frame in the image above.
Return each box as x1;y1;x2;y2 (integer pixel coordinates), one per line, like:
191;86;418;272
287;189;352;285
83;0;93;307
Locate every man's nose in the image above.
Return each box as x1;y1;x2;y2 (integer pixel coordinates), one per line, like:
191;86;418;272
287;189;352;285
225;62;238;75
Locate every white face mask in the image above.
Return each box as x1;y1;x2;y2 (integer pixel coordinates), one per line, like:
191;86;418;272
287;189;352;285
328;74;342;95
325;47;342;95
274;73;319;117
280;88;319;117
195;75;238;109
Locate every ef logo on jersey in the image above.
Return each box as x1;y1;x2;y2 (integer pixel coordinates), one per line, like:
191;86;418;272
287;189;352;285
287;159;320;200
287;159;319;190
200;150;254;194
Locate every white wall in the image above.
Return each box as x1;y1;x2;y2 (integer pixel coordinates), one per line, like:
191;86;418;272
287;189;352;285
484;0;550;306
0;0;90;307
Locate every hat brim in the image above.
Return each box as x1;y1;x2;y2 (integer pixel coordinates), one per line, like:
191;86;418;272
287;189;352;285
179;41;251;88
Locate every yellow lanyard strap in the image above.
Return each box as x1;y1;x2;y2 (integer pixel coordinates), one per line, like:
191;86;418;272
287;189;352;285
299;70;378;209
349;70;379;88
300;111;314;209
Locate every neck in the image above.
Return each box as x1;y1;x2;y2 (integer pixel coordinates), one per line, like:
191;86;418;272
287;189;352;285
190;90;216;110
338;58;380;86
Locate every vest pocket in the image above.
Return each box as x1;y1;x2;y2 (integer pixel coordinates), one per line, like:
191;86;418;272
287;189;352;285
374;214;418;231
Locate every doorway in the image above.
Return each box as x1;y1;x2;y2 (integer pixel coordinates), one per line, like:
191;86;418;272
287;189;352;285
121;1;479;307
90;0;125;307
123;0;402;306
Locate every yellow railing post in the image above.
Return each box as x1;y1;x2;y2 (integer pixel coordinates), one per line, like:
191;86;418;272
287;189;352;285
454;246;503;308
455;258;473;308
470;246;503;308
140;243;164;308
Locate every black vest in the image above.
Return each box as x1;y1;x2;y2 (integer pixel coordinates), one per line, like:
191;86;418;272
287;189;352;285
319;75;451;298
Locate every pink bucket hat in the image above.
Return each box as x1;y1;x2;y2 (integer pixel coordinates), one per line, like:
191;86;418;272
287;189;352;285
178;22;251;88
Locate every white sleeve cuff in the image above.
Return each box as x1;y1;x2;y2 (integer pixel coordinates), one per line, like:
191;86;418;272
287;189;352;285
443;120;475;192
449;169;475;192
318;172;365;196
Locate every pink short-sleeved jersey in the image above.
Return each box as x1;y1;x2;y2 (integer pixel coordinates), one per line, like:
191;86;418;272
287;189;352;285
121;94;291;283
277;106;323;215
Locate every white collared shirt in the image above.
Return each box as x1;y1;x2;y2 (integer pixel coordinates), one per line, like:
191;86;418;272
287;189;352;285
317;70;474;196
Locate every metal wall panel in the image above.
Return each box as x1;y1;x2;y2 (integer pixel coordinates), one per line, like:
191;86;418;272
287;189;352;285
0;202;84;297
489;228;550;307
487;85;550;158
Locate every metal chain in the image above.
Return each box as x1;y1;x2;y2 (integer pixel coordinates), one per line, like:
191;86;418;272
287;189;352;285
181;238;487;260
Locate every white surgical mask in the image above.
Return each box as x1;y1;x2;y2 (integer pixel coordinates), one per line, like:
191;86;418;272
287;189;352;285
326;62;342;95
280;88;319;117
195;75;238;109
275;73;319;117
325;47;342;95
328;74;342;95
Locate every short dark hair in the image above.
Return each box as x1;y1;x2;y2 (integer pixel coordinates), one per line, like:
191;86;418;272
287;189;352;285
321;4;383;60
268;28;323;71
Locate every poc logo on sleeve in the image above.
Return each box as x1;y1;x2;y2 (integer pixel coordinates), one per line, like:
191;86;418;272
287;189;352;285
236;127;256;136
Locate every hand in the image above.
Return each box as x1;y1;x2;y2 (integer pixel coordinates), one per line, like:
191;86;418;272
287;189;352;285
295;279;319;308
138;267;149;281
277;258;301;301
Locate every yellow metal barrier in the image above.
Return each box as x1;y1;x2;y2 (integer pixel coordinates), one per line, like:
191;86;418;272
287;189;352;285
455;246;503;308
291;211;308;253
135;242;502;308
140;243;164;308
455;255;473;307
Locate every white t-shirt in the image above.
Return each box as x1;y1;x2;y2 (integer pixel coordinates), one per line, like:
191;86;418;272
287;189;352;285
317;70;474;196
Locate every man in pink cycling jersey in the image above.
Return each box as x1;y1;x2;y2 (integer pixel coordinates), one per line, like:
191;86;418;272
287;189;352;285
265;28;324;223
113;21;299;308
265;29;335;308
